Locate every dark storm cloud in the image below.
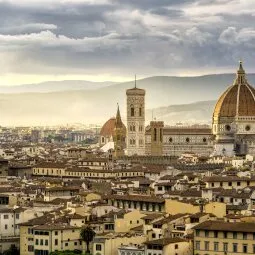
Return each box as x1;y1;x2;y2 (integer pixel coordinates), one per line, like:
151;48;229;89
0;0;255;77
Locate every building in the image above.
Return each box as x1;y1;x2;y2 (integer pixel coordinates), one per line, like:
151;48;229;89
144;237;192;255
145;123;213;156
213;61;255;156
126;80;146;156
193;220;255;254
92;233;146;255
20;222;82;255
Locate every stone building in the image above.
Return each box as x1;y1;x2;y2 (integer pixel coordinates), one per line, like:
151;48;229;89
145;123;213;156
212;61;255;156
126;80;146;156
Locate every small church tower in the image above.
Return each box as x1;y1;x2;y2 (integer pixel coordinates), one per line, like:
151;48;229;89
113;104;126;158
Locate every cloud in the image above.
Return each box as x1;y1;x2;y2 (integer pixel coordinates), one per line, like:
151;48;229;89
0;0;254;80
219;27;255;47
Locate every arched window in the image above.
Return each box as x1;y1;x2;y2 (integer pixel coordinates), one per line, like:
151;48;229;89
139;106;142;116
130;105;134;117
154;128;157;141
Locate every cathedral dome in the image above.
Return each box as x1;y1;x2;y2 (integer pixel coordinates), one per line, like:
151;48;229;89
213;62;255;119
100;117;126;137
100;117;116;137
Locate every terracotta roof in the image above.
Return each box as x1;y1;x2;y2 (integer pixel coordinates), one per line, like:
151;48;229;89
100;117;126;137
204;176;255;182
107;194;165;203
193;220;255;232
153;214;188;225
213;62;255;119
144;237;187;246
34;162;66;168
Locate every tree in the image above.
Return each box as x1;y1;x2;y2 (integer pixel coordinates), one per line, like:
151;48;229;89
80;225;96;254
3;245;19;255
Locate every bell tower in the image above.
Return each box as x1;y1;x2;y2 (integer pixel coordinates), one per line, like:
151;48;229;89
126;77;146;156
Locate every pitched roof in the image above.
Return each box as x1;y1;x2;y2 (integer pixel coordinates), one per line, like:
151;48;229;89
193;220;255;232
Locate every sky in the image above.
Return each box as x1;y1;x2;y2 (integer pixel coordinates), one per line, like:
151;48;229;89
0;0;255;85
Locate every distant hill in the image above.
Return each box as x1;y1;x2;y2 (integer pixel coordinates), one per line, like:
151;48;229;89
0;80;116;93
146;100;216;125
0;73;254;125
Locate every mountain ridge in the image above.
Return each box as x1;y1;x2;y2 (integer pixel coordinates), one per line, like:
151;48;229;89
0;73;254;125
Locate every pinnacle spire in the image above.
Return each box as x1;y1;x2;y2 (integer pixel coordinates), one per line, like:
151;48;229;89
238;60;245;73
115;103;122;128
235;60;246;85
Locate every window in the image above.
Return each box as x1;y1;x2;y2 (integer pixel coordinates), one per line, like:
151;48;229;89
28;245;34;252
16;214;19;219
233;232;237;239
228;182;232;186
154;128;157;141
233;243;238;253
241;244;247;254
253;244;255;253
65;243;68;247
45;240;48;246
139;107;142;117
130;105;134;117
237;181;241;186
243;233;247;240
223;243;228;252
214;231;218;238
205;231;209;237
40;239;43;245
214;242;219;251
152;233;156;238
55;239;58;246
3;215;8;219
74;242;77;246
174;244;178;249
35;239;39;245
224;232;228;238
204;241;209;251
211;183;214;187
195;230;200;237
195;241;200;250
96;244;102;251
4;224;7;230
55;231;58;235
